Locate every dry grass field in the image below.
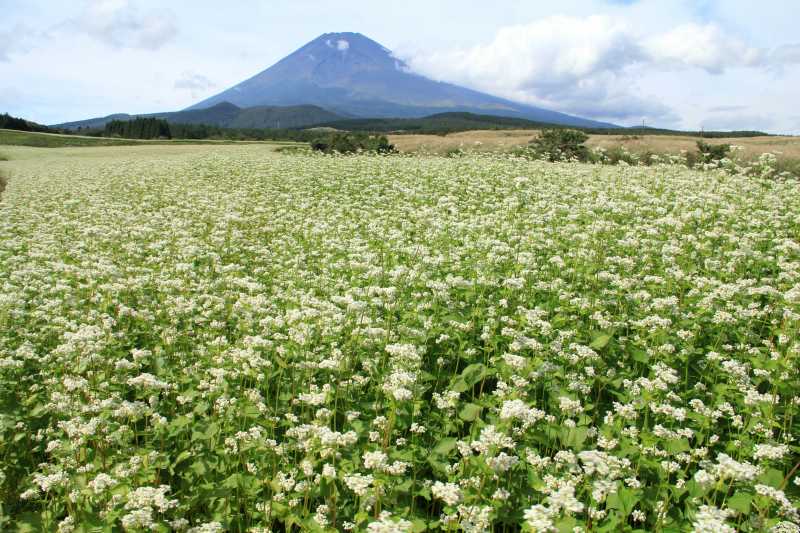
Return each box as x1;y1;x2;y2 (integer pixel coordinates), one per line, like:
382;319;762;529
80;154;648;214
389;129;800;160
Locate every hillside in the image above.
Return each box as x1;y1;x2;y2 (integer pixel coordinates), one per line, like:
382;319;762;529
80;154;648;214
0;129;147;147
229;105;342;129
313;112;770;137
317;112;581;133
189;32;617;128
54;102;342;131
0;129;297;147
0;113;59;133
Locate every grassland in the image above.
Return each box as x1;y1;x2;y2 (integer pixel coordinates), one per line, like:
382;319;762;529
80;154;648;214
0;128;301;148
0;145;799;532
389;129;800;159
0;128;153;147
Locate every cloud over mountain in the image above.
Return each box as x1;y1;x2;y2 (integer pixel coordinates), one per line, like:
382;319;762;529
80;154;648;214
401;15;799;125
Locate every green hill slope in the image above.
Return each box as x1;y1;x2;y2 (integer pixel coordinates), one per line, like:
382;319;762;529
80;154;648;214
55;102;344;131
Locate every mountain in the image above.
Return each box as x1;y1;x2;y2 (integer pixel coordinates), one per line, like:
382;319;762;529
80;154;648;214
188;32;617;128
54;102;342;130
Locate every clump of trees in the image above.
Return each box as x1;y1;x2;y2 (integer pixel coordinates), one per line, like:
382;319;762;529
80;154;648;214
696;140;731;162
168;123;224;139
104;118;171;139
528;129;590;162
310;132;396;154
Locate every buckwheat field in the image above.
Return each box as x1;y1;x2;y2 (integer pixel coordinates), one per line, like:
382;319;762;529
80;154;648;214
1;146;799;533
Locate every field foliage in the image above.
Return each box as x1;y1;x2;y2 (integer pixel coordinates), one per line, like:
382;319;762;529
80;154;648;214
0;149;799;532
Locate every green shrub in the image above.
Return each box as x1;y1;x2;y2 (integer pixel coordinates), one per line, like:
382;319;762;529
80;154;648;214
444;147;466;158
310;132;396;154
529;129;590;162
597;146;638;165
275;145;311;155
696;140;731;163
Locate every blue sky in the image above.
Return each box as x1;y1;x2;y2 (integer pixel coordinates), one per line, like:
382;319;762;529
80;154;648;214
2;0;799;133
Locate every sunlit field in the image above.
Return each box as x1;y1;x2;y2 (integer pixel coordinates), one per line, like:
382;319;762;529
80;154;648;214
1;146;799;532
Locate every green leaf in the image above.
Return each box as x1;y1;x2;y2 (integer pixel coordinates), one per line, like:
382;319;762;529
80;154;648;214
411;519;428;532
460;363;487;386
459;403;481;421
759;468;784;488
271;501;288;518
607;487;641;516
223;473;243;489
555;515;577;533
631;348;650;363
204;422;219;439
190;460;208;477
595;515;622;532
451;378;469;394
727;491;752;514
562;426;588;448
171;450;193;468
665;438;690;454
590;333;611;350
14;513;42;533
433;437;457;456
427;456;450;476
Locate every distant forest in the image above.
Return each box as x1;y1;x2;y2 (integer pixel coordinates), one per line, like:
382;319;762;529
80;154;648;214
1;111;772;141
0;113;57;133
98;117;318;142
104;118;171;139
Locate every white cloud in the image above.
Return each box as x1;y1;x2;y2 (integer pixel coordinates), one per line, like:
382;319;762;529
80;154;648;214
770;44;800;65
174;71;216;100
405;16;640;96
401;15;799;126
644;23;764;73
337;39;350;51
174;71;215;91
707;105;748;113
0;24;41;61
700;113;777;132
71;0;178;50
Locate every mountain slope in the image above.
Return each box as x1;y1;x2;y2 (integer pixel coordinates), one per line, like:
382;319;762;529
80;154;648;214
229;105;342;129
54;103;342;130
315;112;580;133
188;32;617;128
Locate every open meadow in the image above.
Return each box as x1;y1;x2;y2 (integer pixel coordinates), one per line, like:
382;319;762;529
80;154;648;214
388;130;800;160
0;145;799;532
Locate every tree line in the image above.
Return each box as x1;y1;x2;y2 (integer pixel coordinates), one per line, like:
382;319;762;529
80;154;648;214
0;113;57;133
104;118;172;139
